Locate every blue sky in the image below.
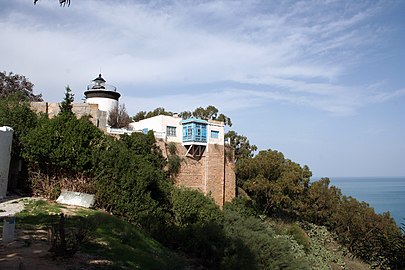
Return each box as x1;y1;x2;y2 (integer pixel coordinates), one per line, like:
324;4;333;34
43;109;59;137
1;0;404;177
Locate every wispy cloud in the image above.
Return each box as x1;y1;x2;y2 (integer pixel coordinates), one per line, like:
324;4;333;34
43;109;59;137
0;0;401;115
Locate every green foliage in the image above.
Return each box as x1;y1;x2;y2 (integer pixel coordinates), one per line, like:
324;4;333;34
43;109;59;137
133;107;173;122
301;177;342;227
0;92;38;158
152;188;226;269
133;105;232;126
0;70;42;101
167;154;182;177
16;199;185;269
225;130;257;162
303;223;347;270
332;195;403;269
59;86;74;115
94;132;169;229
180;105;232;126
22;113;105;177
237;149;311;218
166;142;182;177
285;224;311;252
167;142;177;155
171;188;222;226
223;202;310;270
300;177;403;269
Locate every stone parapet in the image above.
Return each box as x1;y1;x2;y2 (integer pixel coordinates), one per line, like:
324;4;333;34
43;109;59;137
30;102;107;130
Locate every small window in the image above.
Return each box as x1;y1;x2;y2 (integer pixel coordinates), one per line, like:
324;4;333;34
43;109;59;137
211;130;219;139
166;126;177;137
142;128;149;134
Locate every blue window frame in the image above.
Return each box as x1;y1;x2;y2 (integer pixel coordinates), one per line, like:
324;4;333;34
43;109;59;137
211;130;219;139
182;121;207;143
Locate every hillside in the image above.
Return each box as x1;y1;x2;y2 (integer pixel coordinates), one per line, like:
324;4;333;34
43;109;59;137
0;198;185;270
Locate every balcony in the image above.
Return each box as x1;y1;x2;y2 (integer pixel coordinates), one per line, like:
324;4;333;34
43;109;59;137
181;119;207;144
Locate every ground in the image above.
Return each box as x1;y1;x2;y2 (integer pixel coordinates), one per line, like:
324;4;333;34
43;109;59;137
0;197;113;270
0;197;185;270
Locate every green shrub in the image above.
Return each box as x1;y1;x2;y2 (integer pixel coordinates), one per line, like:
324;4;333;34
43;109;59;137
223;202;310;270
286;224;311;252
94;132;170;230
167;142;177;155
0;92;38;158
171;187;222;226
22;113;106;177
167;154;182;176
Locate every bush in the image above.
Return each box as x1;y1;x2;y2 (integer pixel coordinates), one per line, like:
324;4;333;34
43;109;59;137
171;187;222;226
94;132;170;230
223;201;310;270
0;92;38;158
22;113;106;177
286;224;311;252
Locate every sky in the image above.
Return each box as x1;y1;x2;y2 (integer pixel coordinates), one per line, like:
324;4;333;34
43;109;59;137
1;0;404;177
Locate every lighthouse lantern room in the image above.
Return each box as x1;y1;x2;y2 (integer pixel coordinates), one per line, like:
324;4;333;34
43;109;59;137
84;74;121;113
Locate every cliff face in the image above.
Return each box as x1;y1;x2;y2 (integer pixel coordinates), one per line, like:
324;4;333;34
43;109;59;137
158;140;236;207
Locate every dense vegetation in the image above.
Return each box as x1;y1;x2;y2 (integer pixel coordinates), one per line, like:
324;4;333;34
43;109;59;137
1;72;404;269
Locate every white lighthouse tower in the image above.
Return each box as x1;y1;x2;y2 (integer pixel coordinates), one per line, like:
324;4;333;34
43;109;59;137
84;74;121;114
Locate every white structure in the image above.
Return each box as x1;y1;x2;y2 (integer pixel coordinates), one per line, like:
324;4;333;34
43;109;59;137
0;126;14;199
84;74;120;116
130;115;225;146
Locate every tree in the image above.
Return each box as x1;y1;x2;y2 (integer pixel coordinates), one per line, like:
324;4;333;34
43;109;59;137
132;107;173;122
94;131;169;228
301;177;342;226
225;130;257;162
22;113;105;177
236;149;311;218
0;71;42;101
180;105;232;126
108;104;131;128
133;105;232;126
59;86;74;115
132;111;147;122
0;92;38;158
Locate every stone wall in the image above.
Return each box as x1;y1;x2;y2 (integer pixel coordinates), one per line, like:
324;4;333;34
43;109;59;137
158;140;236;206
30;102;107;130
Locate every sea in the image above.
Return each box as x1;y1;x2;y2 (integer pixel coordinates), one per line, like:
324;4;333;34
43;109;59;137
320;177;405;227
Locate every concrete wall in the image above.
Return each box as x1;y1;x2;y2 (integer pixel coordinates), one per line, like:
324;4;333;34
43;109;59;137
131;115;183;143
0;126;14;199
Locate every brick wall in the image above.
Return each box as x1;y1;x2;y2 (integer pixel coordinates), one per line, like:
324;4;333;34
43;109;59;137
158;140;236;206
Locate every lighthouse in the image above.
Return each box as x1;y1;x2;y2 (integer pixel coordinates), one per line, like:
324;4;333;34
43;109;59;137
84;74;121;114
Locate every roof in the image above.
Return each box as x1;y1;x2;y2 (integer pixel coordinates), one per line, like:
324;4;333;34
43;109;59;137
180;118;208;124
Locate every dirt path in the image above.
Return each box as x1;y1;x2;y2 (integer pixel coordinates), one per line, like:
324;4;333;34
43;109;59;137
0;197;110;270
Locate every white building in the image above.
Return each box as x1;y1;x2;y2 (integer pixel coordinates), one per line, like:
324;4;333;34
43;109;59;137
130;115;224;143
